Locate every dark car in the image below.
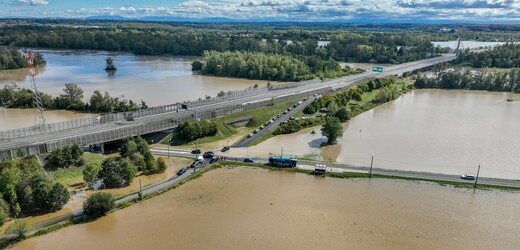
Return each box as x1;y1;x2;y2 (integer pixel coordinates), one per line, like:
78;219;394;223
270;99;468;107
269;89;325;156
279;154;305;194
460;174;475;180
243;158;254;163
221;146;230;152
189;161;199;168
176;167;187;176
203;151;215;158
191;149;201;154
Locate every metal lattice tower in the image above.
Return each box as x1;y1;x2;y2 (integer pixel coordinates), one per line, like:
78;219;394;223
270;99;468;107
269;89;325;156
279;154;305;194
26;52;46;127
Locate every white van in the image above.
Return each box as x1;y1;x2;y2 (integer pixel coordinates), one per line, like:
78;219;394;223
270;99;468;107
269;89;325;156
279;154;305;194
197;155;204;163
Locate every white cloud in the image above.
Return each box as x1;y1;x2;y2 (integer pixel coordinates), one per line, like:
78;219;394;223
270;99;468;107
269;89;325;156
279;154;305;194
16;0;49;6
6;0;520;21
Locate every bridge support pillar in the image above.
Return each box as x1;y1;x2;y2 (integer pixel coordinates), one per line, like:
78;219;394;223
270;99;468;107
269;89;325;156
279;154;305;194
100;143;105;154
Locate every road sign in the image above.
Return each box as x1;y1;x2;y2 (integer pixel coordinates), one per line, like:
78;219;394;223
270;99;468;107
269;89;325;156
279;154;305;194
372;66;384;73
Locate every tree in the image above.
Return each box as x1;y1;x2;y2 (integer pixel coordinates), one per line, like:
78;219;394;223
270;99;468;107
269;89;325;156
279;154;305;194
334;107;351;122
47;183;70;211
156;157;167;173
83;192;115;218
105;56;117;71
99;158;136;188
83;163;101;188
192;60;203;71
6;219;32;239
120;138;138;158
0;198;8;226
321;116;343;144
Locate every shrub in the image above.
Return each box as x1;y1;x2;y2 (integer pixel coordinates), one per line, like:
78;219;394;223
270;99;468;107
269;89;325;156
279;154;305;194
83;192;115;218
156;157;167;173
6;219;32;238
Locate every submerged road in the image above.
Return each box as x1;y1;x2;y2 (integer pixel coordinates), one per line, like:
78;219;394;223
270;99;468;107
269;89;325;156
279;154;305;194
0;53;456;155
151;148;520;188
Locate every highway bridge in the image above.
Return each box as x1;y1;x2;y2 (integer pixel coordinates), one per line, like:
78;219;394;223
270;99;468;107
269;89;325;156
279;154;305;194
0;53;457;160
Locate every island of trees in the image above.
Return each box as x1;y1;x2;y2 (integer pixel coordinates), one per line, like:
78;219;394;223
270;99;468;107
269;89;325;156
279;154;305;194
455;43;520;68
193;51;364;81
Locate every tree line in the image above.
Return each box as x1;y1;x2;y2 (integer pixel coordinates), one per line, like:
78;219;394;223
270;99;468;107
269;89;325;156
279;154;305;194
0;24;447;64
0;83;140;113
414;68;520;92
274;78;410;139
177;120;218;141
0;47;45;70
455;43;520;68
194;50;364;82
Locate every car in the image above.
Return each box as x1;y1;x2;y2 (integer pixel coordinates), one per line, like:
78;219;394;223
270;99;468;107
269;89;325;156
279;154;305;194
276;114;281;118
289;117;295;121
221;146;230;152
189;161;199;168
197;155;204;163
283;110;288;114
298;101;302;105
210;156;218;163
460;174;475;180
293;104;298;108
253;129;259;134
243;158;254;163
176;167;187;176
316;114;323;118
247;133;253;138
303;97;309;101
203;151;215;158
191;149;201;154
287;108;292;111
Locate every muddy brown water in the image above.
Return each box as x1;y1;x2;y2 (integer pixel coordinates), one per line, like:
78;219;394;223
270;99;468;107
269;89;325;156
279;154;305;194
0;49;269;107
0;108;98;130
248;89;520;179
13;167;520;250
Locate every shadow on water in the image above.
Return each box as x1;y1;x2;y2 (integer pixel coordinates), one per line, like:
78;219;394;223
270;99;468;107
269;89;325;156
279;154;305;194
308;138;327;148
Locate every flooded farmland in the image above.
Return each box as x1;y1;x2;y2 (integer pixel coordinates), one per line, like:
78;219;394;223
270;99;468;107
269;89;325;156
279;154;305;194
13;167;520;250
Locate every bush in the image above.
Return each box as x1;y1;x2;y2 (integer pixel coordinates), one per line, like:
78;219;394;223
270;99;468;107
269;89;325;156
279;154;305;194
156;157;167;174
6;219;32;238
45;144;84;169
83;192;115;218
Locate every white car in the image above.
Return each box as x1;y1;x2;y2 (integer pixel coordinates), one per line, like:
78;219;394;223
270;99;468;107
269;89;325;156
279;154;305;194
460;174;475;180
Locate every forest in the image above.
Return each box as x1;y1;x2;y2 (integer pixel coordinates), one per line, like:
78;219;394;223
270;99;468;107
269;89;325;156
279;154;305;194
414;68;520;92
0;22;448;64
455;43;520;68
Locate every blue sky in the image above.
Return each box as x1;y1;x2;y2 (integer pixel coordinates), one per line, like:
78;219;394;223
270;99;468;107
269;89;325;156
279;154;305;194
0;0;519;22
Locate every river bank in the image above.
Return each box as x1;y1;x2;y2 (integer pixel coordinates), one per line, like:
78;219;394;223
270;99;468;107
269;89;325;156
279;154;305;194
11;164;520;250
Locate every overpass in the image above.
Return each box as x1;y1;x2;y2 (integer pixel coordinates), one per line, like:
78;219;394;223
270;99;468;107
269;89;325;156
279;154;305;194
0;53;457;160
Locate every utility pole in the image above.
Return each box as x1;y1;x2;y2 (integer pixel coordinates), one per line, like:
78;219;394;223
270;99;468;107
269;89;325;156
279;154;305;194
168;144;170;158
139;179;143;199
474;161;481;189
369;154;374;178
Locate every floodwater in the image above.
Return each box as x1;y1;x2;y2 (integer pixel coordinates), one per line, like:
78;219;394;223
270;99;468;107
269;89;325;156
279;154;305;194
249;90;520;179
0;108;97;130
13;167;520;250
0;49;268;106
433;41;506;50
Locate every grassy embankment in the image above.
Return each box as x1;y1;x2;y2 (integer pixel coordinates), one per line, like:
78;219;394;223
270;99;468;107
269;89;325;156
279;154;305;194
248;82;411;147
161;100;299;149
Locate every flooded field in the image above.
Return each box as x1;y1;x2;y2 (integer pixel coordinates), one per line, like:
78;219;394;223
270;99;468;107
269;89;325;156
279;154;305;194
13;167;520;250
0;49;268;106
247;90;520;179
0;108;97;130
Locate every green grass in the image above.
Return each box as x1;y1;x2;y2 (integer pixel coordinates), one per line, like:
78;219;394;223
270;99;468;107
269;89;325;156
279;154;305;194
163;100;298;147
50;152;105;186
